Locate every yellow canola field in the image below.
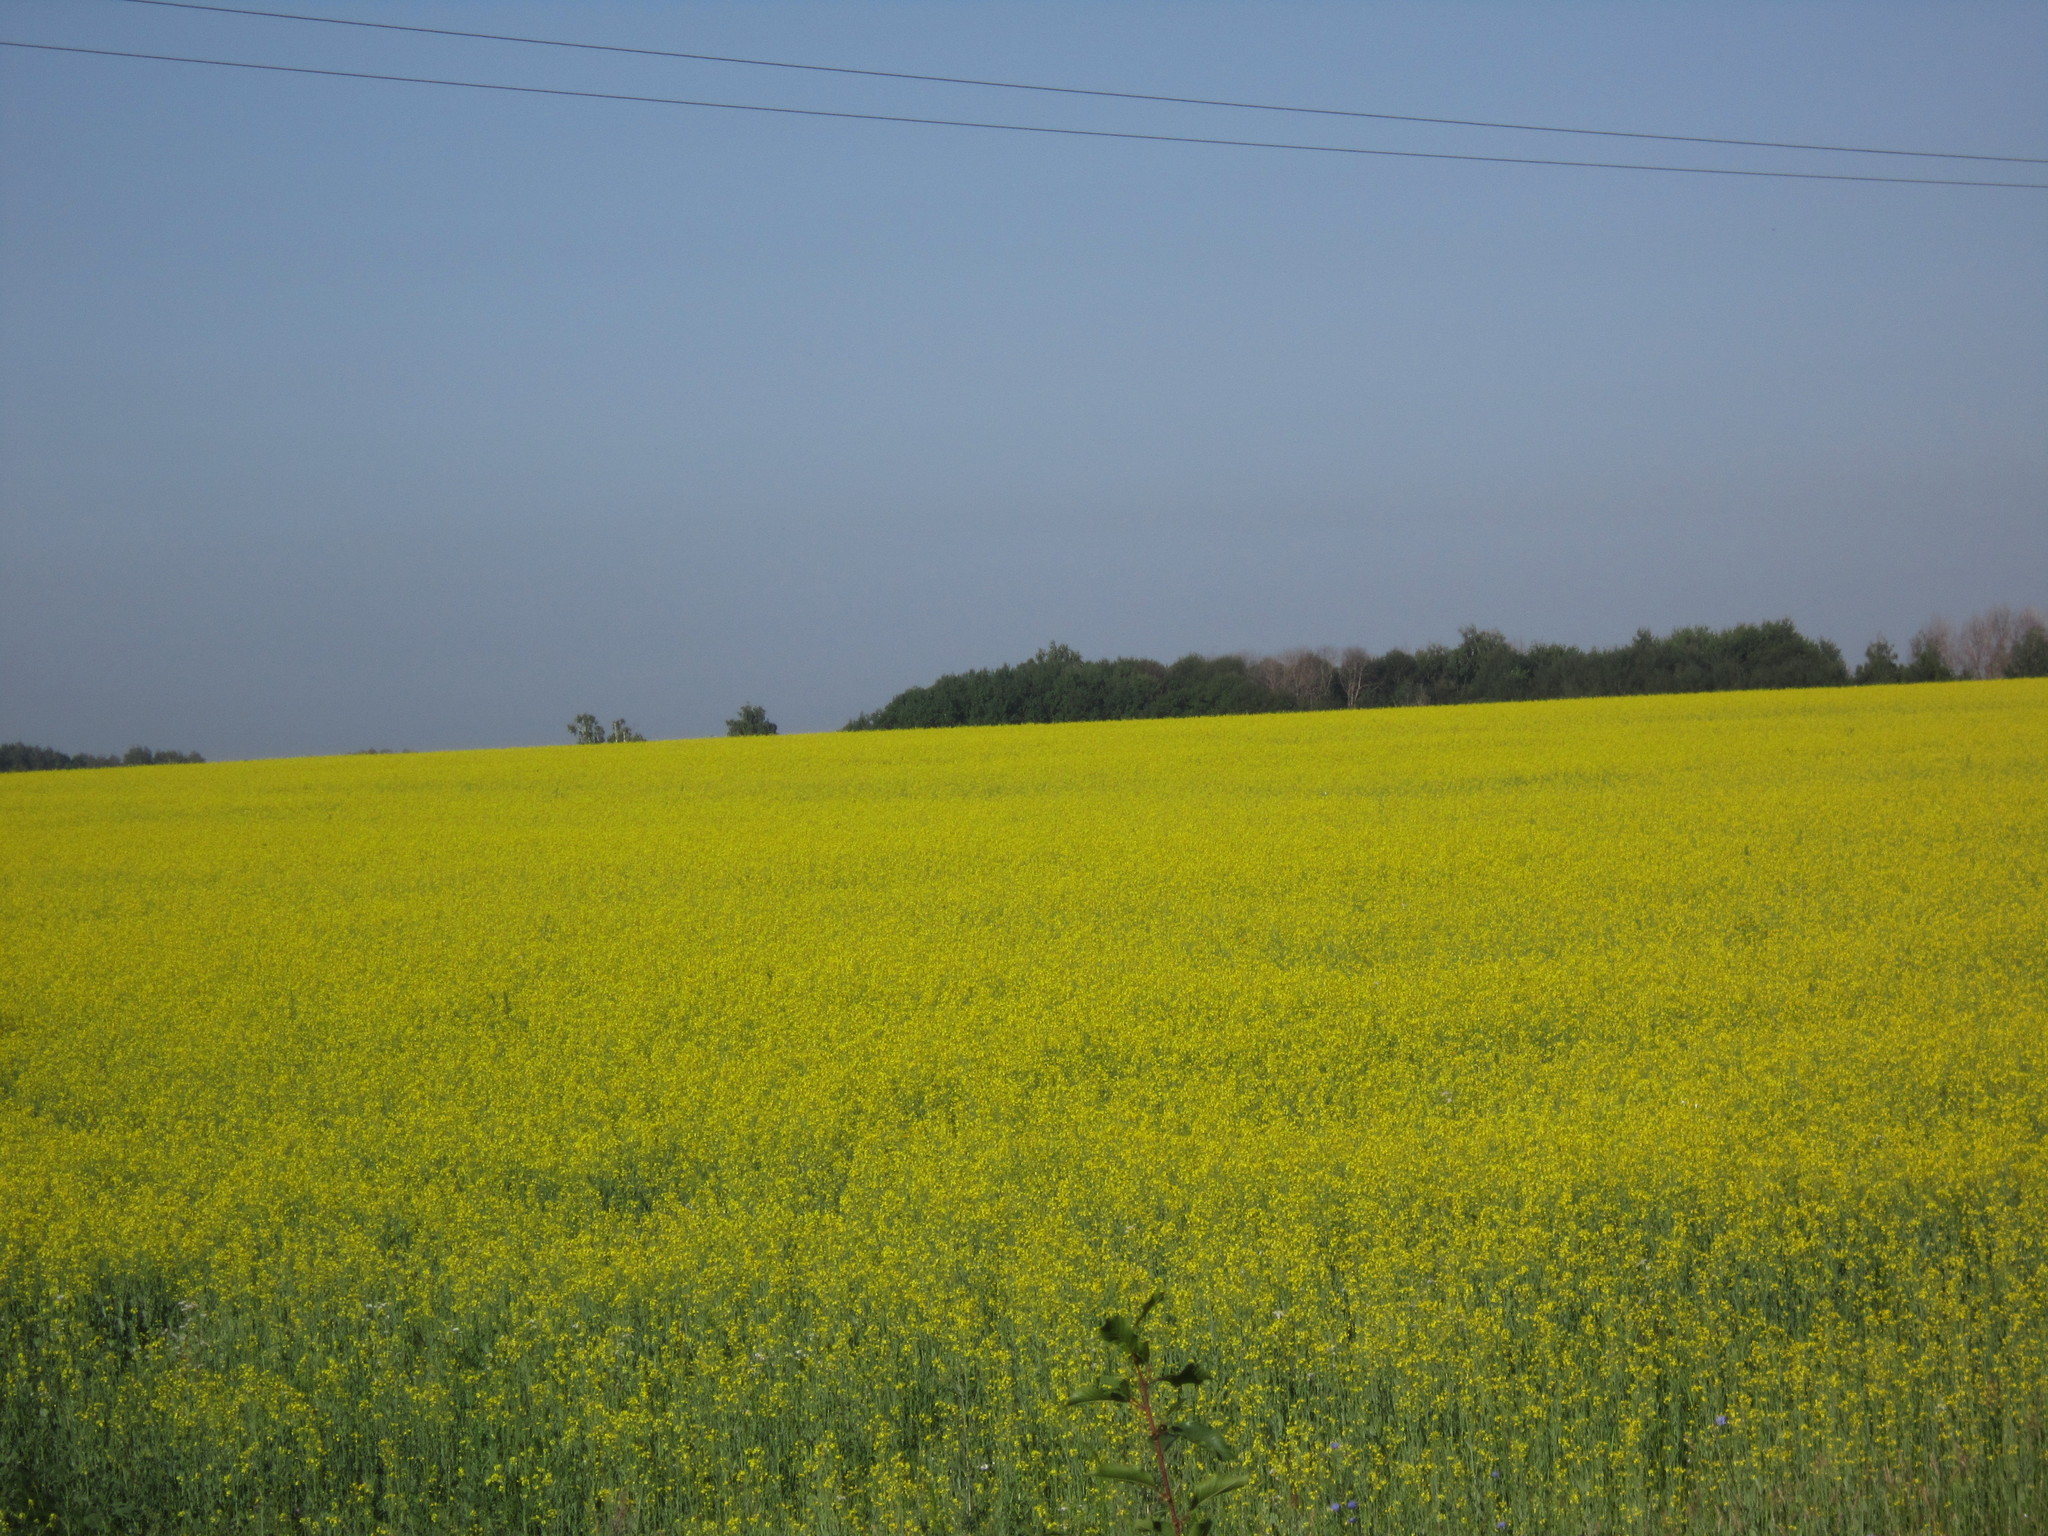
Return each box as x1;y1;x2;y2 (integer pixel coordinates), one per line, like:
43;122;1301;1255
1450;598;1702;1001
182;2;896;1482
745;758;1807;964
1;682;2044;1535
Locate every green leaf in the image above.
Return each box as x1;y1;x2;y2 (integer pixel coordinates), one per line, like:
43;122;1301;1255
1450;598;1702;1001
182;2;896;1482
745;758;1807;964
1167;1419;1230;1458
1161;1361;1211;1388
1189;1470;1252;1507
1100;1315;1140;1351
1193;1520;1213;1536
1136;1290;1165;1326
1092;1465;1160;1494
1130;1338;1151;1365
1062;1381;1131;1406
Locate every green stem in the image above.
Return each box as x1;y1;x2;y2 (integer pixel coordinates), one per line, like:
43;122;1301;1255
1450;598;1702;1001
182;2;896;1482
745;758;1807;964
1132;1359;1184;1536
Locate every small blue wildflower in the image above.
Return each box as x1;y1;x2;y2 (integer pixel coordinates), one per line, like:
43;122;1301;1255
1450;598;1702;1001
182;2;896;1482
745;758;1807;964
1715;1414;1728;1428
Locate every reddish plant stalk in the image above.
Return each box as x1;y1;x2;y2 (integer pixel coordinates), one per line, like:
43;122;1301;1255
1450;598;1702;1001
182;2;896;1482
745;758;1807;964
1131;1359;1185;1536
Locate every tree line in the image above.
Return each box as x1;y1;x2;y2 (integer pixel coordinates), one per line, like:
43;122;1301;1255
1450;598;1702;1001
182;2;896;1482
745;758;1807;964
5;609;2037;764
565;705;777;742
1852;605;2048;685
845;607;2047;731
0;743;204;773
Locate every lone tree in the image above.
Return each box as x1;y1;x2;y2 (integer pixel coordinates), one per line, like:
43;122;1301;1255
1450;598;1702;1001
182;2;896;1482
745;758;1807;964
726;704;777;736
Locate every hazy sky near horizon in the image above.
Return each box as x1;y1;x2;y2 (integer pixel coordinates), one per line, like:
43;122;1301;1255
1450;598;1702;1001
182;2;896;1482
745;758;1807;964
3;1;2044;756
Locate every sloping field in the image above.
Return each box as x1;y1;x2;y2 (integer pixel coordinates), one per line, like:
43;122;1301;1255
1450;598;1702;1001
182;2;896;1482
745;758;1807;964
2;683;2044;1534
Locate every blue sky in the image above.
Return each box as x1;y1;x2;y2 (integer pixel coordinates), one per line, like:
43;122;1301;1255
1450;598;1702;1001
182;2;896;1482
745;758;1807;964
3;1;2043;755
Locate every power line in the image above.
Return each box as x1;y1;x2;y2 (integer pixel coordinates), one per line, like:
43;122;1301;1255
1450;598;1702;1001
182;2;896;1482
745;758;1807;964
7;38;2047;190
110;0;2048;167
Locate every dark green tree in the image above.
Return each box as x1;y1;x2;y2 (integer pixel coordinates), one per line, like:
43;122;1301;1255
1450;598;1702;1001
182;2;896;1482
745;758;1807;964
726;704;778;736
1903;627;1956;683
1855;638;1903;684
2007;625;2048;678
568;713;606;744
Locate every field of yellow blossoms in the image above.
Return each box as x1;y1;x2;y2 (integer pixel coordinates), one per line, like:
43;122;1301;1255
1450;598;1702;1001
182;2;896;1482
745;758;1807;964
2;681;2043;1534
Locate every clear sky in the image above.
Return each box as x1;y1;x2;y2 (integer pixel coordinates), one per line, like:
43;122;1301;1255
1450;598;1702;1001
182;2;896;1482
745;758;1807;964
3;1;2044;756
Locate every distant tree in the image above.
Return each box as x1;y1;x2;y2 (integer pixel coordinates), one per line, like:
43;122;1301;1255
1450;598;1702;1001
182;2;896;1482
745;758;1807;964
1438;627;1535;701
1350;648;1421;708
1904;622;1956;683
606;719;646;743
1855;638;1903;684
1272;648;1339;709
1147;654;1284;718
2006;614;2048;678
726;704;778;736
1952;608;2004;679
1336;647;1374;708
1955;605;2042;680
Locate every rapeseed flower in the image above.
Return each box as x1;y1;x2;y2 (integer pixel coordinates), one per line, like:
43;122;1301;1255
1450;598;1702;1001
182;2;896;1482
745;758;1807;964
0;680;2041;1532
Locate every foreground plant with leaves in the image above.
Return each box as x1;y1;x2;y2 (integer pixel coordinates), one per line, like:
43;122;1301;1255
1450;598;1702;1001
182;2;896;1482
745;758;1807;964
1066;1294;1251;1535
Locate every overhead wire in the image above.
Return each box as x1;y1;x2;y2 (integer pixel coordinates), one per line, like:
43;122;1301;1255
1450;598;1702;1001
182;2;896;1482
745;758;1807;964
5;38;2046;190
108;0;2048;167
